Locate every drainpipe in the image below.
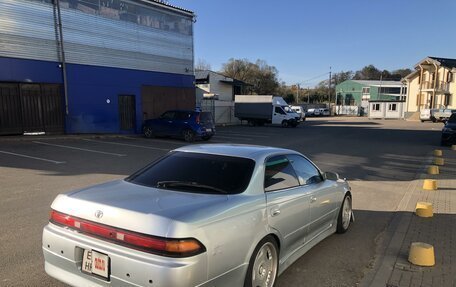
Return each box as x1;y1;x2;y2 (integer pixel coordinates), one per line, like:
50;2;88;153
54;0;69;115
418;65;424;111
432;63;438;109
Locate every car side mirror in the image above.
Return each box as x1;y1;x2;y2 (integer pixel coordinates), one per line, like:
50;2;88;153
324;171;340;181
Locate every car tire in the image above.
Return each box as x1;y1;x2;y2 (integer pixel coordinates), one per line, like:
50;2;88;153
281;120;288;128
336;194;352;234
202;135;212;141
244;236;279;287
144;126;154;138
182;129;195;142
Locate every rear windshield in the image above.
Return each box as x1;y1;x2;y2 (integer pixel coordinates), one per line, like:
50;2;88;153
127;152;255;194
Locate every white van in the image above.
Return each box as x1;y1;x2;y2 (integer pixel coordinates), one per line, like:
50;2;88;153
290;106;306;121
420;109;431;122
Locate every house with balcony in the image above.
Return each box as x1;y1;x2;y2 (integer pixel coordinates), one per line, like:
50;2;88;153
404;57;456;117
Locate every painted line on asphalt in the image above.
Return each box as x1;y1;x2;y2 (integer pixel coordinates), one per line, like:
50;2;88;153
0;150;66;164
213;135;254;141
82;139;170;151
33;141;126;157
216;132;270;138
218;130;273;137
127;137;187;145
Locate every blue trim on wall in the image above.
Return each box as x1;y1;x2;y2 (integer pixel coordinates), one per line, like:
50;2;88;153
0;57;195;134
0;56;63;84
65;63;195;134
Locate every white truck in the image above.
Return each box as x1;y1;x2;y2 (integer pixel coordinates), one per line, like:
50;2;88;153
234;95;300;127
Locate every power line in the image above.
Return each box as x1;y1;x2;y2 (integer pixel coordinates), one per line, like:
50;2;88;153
299;72;330;84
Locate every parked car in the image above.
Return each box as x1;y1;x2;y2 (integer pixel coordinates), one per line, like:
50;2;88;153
42;144;354;287
320;108;331;116
441;112;456;146
143;110;215;142
290;105;306;121
420;108;432;122
433;109;456;122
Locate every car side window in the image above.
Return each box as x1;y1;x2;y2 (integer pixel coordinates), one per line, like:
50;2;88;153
175;112;191;120
161;111;175;120
287;154;323;185
264;155;300;192
275;107;286;115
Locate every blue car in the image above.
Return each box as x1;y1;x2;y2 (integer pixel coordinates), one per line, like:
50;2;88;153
441;112;456;146
143;110;215;142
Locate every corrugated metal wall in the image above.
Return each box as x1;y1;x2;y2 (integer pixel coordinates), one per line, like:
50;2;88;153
0;0;193;76
0;0;59;62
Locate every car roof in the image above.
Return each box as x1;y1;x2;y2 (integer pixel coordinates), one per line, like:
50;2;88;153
173;144;298;161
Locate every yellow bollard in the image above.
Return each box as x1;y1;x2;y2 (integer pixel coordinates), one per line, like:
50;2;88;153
433;149;443;157
408;242;435;266
433;157;444;166
423;179;438;190
452;145;456;151
415;202;433;218
427;165;440;175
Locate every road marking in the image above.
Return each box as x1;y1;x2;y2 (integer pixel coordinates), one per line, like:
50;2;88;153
82;139;170;151
217;132;270;138
0;150;65;164
33;141;126;157
214;135;253;141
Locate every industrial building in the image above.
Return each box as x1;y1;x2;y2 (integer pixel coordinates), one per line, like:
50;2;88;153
0;0;195;135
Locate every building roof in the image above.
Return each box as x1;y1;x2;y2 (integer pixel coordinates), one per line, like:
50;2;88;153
195;70;251;86
350;80;403;87
142;0;194;16
428;57;456;69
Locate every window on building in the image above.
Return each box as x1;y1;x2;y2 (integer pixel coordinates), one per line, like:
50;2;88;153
448;72;453;83
362;87;370;94
445;94;452;106
388;103;397;111
372;104;380;111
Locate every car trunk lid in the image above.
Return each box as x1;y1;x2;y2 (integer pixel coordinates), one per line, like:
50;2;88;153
50;180;228;237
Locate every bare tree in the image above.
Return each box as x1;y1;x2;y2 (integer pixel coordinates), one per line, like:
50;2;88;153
195;59;212;71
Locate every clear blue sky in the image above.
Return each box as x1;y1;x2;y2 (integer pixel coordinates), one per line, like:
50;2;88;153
171;0;456;86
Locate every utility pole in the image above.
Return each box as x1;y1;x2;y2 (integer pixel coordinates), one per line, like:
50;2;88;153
329;66;332;103
296;83;300;104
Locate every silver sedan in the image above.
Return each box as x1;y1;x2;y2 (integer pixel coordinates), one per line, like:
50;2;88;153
42;144;353;287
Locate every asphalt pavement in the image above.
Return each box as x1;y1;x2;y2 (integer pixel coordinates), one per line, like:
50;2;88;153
0;117;446;287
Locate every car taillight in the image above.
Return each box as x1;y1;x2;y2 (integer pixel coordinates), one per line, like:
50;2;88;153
49;210;205;257
195;114;201;124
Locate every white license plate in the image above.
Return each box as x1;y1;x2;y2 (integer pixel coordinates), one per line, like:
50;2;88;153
82;249;110;280
206;128;212;132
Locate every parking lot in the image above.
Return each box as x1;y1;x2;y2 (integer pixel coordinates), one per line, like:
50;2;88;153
0;117;444;286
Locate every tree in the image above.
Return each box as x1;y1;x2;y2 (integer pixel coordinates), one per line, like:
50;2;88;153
221;58;280;95
195;59;211;71
353;65;382;80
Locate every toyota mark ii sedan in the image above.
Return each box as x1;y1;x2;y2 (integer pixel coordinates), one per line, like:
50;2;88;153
42;144;353;287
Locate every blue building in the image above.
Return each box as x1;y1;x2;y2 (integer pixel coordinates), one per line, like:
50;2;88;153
0;0;195;135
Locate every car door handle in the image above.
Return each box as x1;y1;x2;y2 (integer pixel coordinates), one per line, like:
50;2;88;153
168;121;173;123
310;196;317;203
271;209;281;217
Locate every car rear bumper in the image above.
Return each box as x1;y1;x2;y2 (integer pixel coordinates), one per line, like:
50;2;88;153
42;223;208;287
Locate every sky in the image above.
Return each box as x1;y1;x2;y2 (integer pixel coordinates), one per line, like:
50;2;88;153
170;0;456;87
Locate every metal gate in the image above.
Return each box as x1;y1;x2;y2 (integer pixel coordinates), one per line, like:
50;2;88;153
118;95;136;131
0;83;64;135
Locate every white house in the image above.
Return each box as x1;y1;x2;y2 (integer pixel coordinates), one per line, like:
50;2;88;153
195;70;249;125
